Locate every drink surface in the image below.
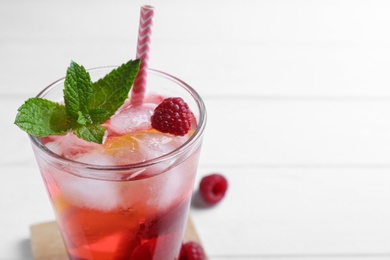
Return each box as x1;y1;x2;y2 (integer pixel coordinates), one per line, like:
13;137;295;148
42;94;196;168
35;93;201;259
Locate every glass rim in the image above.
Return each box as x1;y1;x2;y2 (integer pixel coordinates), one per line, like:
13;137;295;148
29;66;207;172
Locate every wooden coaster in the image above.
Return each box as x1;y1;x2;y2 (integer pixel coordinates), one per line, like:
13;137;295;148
31;216;203;260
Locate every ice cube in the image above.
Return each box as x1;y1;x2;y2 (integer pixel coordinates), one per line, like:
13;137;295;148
45;133;100;160
143;93;164;104
162;164;193;203
137;132;187;161
75;149;114;165
103;133;145;165
107;103;156;135
57;172;121;211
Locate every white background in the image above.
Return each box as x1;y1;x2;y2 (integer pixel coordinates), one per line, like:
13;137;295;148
2;0;390;259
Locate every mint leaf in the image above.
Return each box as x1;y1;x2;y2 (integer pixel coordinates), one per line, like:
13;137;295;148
14;98;70;136
14;59;141;144
90;59;141;123
76;111;92;125
64;61;93;120
62;59;140;140
73;124;106;144
89;108;110;123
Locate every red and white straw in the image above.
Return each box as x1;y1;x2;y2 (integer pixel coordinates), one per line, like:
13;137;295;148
130;5;155;106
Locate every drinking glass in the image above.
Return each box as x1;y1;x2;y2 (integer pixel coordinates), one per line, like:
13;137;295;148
29;67;206;260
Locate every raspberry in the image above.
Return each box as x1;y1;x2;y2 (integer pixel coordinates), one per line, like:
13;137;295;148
199;174;228;204
151;97;192;136
179;241;206;260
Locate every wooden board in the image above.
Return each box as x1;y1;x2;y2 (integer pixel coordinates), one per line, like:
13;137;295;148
31;217;203;260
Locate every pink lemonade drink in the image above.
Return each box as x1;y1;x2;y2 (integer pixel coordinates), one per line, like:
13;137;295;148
29;67;206;259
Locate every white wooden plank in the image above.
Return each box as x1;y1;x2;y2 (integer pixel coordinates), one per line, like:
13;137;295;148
3;42;390;98
2;1;390;97
3;0;390;43
200;98;390;166
153;44;390;98
191;166;390;257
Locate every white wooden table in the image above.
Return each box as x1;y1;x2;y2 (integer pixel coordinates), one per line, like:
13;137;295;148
2;0;390;259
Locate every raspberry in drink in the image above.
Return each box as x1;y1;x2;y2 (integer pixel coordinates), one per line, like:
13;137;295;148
22;66;206;259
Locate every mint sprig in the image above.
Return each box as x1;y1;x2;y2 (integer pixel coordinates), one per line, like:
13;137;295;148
15;98;71;137
14;59;140;144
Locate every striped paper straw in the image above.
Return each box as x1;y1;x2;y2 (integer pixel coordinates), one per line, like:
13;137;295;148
130;5;155;106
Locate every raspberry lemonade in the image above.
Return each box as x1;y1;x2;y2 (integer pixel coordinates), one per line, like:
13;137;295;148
15;61;206;259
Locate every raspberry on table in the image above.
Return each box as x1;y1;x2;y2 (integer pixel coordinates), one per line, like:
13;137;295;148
151;97;192;136
199;173;228;204
179;241;206;260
